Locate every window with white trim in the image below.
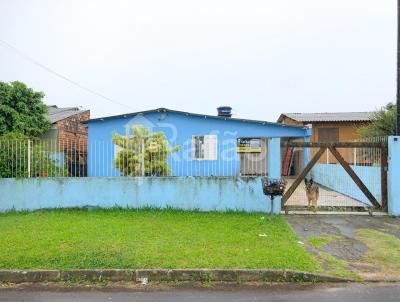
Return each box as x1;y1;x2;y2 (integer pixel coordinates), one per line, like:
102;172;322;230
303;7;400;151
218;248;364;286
192;135;217;160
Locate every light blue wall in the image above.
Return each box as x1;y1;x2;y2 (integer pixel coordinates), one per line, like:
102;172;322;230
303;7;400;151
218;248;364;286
87;111;308;177
267;138;281;214
0;177;271;213
311;163;381;206
388;136;400;216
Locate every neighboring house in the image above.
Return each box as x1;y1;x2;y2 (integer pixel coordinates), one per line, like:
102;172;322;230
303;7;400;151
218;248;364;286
277;112;373;174
43;105;90;176
277;112;373;142
86;107;311;177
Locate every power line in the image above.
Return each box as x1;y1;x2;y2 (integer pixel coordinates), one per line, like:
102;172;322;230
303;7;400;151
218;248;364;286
0;39;134;110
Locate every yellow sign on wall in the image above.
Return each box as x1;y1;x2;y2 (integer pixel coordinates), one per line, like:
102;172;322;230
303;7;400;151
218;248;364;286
236;138;262;153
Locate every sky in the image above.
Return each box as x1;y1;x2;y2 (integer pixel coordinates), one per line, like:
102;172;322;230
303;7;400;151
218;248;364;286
0;0;396;121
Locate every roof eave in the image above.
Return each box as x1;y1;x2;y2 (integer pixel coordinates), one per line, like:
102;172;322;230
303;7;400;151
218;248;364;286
48;109;90;124
299;120;370;123
86;108;307;131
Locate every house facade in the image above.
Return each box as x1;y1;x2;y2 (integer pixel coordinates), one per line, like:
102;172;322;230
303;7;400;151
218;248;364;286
277;112;372;143
87;107;311;177
43;105;90;176
277;112;373;173
44;105;90;143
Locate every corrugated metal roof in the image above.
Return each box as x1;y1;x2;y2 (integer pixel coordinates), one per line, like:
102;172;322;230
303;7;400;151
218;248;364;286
47;105;88;123
87;107;307;130
278;112;373;123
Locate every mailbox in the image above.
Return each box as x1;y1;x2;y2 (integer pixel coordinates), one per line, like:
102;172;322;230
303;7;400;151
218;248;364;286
261;178;286;197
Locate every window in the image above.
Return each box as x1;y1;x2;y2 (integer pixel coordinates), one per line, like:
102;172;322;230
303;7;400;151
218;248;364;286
318;128;339;142
192;135;217;160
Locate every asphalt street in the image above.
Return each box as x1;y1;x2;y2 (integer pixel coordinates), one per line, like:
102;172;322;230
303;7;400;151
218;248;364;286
0;284;399;302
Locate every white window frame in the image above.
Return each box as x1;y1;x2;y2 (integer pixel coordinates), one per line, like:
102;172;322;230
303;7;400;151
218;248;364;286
192;135;217;160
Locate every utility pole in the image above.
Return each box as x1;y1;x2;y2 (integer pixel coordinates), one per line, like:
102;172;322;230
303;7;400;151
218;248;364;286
397;0;400;134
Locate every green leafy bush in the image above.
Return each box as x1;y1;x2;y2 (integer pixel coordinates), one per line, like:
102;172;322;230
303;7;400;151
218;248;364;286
0;132;67;178
358;103;396;138
112;126;180;176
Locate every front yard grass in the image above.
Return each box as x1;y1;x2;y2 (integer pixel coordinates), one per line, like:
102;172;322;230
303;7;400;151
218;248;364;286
306;235;343;249
356;229;400;276
0;209;318;271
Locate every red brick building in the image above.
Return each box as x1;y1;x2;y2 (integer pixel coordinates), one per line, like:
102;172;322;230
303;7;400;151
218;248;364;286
43;105;90;176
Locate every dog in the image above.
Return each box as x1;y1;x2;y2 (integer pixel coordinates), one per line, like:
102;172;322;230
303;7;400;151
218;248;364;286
305;178;319;207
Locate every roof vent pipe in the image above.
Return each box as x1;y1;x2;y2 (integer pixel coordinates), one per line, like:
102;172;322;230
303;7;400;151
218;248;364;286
217;106;232;117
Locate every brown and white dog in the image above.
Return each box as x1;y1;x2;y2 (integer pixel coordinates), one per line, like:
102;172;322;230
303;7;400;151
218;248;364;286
305;178;319;207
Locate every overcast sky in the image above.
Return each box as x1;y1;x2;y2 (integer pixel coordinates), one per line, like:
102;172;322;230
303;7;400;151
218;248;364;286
0;0;396;121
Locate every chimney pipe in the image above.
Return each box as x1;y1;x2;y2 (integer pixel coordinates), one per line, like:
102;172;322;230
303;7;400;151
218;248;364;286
217;106;232;118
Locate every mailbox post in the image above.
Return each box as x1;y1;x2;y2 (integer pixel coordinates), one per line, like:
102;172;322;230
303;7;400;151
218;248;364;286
261;178;286;214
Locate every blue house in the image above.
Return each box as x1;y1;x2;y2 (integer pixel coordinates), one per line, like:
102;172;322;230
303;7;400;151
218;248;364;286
87;107;311;177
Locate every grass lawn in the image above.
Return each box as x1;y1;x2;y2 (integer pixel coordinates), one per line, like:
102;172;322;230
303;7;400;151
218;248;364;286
0;209;318;271
356;229;400;276
306;236;343;249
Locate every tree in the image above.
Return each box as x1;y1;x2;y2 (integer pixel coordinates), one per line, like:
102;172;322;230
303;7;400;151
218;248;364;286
0;81;51;138
358;103;397;138
0;132;67;178
112;126;180;176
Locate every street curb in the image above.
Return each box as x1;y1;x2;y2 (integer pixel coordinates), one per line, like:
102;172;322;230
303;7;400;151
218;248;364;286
362;278;400;283
0;269;353;283
282;211;388;216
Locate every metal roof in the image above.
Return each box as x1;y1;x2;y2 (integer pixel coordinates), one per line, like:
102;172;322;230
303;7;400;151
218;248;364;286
47;105;89;123
87;107;306;130
278;112;373;123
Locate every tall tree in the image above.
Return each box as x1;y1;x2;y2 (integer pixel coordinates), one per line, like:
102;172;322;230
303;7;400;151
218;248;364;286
358;103;397;138
0;81;50;138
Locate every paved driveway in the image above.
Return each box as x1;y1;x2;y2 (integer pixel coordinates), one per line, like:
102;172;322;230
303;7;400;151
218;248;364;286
286;215;400;280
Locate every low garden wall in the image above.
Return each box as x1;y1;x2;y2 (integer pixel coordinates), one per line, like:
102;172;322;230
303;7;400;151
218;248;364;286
311;163;381;206
0;177;273;213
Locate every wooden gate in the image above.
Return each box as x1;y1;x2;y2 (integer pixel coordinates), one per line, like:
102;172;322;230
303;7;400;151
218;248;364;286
281;141;388;211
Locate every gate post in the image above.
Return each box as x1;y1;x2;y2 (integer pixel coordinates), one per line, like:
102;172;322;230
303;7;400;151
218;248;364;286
388;136;400;216
303;127;312;168
268;137;281;214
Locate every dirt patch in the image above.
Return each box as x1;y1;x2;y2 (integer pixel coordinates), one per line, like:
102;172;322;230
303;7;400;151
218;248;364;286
321;238;368;261
353;229;400;280
286;215;400;281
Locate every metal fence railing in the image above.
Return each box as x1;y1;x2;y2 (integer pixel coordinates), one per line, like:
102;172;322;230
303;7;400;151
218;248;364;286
309;136;387;166
1;137;388;179
0;139;269;178
0;139;87;178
